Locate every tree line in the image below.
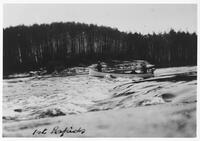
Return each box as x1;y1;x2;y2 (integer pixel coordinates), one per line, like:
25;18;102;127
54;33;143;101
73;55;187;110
3;22;197;75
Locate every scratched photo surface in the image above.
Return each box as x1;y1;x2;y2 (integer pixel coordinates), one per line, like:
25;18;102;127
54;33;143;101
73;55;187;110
3;4;197;137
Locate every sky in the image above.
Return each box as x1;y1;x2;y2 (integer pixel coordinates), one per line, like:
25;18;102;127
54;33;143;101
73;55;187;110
3;4;197;34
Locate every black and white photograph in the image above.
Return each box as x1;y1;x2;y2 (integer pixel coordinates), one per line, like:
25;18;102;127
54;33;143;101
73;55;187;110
2;2;198;138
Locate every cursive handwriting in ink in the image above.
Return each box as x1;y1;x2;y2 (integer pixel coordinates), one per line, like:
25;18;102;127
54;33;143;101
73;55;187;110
32;128;47;135
32;126;86;137
50;126;86;137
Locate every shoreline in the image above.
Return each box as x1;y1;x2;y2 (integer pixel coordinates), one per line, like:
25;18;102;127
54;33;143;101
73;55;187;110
3;102;196;137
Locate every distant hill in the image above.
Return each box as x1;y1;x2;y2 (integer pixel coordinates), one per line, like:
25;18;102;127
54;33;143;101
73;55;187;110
3;22;197;74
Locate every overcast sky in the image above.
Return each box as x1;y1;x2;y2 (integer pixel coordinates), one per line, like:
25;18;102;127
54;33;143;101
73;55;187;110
3;4;197;34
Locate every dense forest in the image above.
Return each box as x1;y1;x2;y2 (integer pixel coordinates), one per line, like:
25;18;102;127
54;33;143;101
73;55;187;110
3;22;197;75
